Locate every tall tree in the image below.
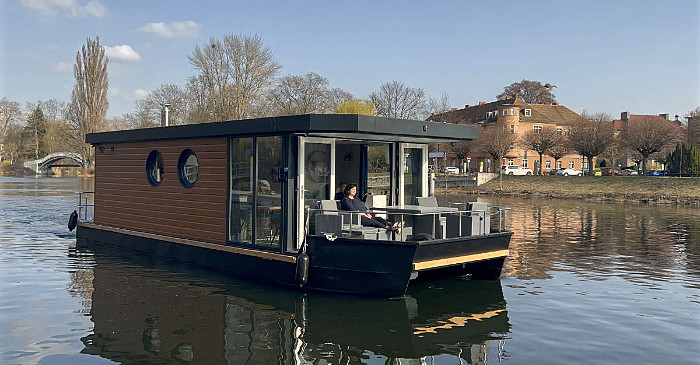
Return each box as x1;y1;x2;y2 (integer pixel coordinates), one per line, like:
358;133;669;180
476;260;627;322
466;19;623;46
478;126;517;173
370;81;427;120
130;84;189;128
326;88;354;111
0;98;22;161
620;116;680;175
268;72;330;115
521;127;563;175
568;113;615;174
188;33;281;121
497;79;556;104
335;99;376;115
23;106;48;160
686;107;700;145
69;36;109;170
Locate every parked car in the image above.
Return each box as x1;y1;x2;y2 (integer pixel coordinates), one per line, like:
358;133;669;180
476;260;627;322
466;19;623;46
443;166;460;174
646;169;668;176
556;168;582;176
600;167;622;176
501;165;533;175
622;168;638;176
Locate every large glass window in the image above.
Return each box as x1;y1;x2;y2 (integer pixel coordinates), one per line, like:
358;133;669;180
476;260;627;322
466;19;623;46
256;136;283;248
366;144;391;197
146;150;164;187
403;147;423;205
229;138;254;244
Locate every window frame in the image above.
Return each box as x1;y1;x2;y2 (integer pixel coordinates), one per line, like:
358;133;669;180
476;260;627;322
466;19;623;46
177;149;199;188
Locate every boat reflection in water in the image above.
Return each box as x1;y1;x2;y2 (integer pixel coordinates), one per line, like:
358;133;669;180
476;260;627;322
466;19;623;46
77;248;510;364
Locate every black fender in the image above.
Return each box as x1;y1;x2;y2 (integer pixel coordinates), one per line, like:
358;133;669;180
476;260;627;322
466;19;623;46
68;210;78;231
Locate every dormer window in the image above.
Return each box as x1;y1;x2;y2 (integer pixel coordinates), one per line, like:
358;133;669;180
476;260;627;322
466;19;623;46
502;109;507;116
524;109;532;116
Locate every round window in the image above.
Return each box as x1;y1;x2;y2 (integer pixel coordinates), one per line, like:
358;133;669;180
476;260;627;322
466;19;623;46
178;149;198;188
146;150;164;187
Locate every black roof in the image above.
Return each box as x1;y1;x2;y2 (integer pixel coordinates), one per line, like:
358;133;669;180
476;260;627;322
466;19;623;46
86;114;478;144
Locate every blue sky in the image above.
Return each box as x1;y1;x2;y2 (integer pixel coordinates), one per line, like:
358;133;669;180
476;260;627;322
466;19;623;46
1;0;698;119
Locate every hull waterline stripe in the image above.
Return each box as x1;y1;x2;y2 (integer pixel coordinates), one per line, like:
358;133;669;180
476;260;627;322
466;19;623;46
413;249;510;271
78;222;296;263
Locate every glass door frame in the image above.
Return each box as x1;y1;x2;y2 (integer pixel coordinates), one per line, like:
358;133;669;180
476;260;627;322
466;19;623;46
296;136;336;250
398;143;428;206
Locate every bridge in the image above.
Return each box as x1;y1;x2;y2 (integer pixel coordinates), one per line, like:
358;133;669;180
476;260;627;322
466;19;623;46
23;152;85;174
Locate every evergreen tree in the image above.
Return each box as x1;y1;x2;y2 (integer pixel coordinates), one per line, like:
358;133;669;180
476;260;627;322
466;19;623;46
23;106;47;160
666;143;700;177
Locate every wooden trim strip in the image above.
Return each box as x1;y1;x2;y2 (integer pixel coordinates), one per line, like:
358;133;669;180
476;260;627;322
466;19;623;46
413;249;509;271
79;222;296;263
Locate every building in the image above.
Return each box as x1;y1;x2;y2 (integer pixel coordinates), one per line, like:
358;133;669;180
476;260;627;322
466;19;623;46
428;96;588;173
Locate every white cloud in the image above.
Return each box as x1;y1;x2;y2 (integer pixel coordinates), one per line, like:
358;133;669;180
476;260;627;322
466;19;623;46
55;62;72;72
108;88;120;96
104;45;141;61
134;89;149;99
20;0;107;18
137;21;201;38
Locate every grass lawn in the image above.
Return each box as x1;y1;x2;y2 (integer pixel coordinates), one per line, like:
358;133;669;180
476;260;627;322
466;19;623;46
455;175;700;205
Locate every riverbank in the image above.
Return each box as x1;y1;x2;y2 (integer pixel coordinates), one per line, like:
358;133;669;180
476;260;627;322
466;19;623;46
449;175;700;205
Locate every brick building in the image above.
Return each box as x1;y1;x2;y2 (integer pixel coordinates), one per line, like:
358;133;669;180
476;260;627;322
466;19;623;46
428;96;589;173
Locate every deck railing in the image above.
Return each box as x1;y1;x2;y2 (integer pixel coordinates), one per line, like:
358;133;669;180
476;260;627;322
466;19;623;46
76;191;95;222
310;205;509;242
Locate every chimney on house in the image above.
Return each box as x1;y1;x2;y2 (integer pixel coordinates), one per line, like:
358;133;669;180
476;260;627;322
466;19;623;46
621;111;629;120
478;101;485;105
450;108;458;111
659;113;669;120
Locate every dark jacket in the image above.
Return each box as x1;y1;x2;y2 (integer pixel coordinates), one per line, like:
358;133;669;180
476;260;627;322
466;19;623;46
340;196;367;212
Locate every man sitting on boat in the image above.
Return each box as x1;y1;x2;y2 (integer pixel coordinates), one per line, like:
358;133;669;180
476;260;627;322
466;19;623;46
340;183;400;233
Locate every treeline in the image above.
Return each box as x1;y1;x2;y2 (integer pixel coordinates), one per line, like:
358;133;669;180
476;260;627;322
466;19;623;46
0;33;450;167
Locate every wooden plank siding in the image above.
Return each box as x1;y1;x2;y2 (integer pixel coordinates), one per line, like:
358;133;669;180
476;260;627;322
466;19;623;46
94;137;228;244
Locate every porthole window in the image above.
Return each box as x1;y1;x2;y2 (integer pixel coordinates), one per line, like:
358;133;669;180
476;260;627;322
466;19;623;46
146;150;164;187
178;149;199;188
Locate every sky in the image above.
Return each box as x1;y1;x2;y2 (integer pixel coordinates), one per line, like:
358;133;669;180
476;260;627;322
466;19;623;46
1;0;699;120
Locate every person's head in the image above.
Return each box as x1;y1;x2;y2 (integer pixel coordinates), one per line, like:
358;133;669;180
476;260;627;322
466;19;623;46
344;183;358;198
337;182;347;192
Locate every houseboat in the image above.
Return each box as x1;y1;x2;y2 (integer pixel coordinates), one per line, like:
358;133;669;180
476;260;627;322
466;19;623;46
73;114;512;297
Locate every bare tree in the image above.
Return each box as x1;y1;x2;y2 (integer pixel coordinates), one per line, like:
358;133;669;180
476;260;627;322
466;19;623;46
497;79;556;104
686;107;700;146
268;72;330;116
521;127;563;175
547;144;570;170
69;36;109;170
478;126;517;173
450;140;474;172
129;84;189;128
568;113;615;174
620;116;681;175
370;81;427;120
39;99;68;121
326;88;354;112
0;98;23;161
188;33;281;121
427;92;451;117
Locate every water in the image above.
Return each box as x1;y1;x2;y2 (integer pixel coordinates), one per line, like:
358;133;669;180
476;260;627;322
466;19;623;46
1;177;698;364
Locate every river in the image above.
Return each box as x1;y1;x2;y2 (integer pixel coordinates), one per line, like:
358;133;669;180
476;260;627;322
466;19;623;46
0;177;698;364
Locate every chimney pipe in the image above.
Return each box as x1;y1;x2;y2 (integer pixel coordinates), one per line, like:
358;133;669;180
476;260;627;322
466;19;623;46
161;103;171;127
478;101;485;105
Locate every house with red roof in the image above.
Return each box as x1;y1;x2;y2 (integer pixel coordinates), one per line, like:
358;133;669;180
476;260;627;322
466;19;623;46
428;96;589;173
